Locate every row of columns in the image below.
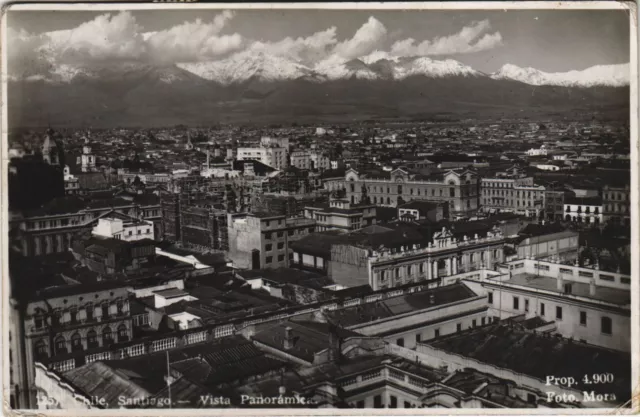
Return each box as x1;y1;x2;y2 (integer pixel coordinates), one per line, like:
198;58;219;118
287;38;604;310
378;248;503;284
24;233;74;256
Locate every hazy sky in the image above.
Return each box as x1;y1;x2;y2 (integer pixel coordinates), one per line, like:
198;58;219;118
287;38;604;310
7;8;630;73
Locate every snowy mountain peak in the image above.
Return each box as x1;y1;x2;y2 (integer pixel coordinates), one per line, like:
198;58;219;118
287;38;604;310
177;52;317;85
491;63;630;87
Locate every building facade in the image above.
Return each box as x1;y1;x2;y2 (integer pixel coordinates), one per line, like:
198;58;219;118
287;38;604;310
483;259;631;352
10;282;133;408
237;147;288;170
227;212;316;270
602;185;630;227
564;196;603;226
92;217;155;241
343;168;479;218
10;200;161;258
304;199;376;232
367;227;505;291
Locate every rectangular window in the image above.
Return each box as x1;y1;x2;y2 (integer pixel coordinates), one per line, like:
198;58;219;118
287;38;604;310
434;328;440;338
481;317;485;325
288;230;294;236
472;319;477;327
540;303;545;316
277;231;284;238
556;306;563;320
513;296;519;310
580;311;587;326
389;396;397;408
488;292;493;304
266;256;273;264
277;254;285;262
579;271;594;278
559;268;573;275
396;338;404;347
415;334;421;344
277;242;284;250
265;244;272;252
456;323;462;332
601;317;612;335
599;274;614;282
524;299;529;312
404;401;411;408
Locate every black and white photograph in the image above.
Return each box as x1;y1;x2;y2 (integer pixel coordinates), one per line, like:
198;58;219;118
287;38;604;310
2;2;637;412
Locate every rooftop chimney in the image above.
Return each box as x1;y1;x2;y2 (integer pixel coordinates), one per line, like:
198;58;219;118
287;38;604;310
589;279;596;296
284;326;293;350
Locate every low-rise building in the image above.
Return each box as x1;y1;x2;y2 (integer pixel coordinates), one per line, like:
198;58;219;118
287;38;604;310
92;217;155;241
513;223;579;262
564;196;603;226
304;198;376;232
480;258;631;352
398;200;446;222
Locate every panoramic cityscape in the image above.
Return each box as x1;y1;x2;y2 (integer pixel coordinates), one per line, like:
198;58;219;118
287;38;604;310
3;5;634;411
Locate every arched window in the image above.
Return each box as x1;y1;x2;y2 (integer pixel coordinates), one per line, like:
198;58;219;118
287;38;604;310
54;335;67;355
35;340;48;358
117;324;129;342
71;332;83;351
87;329;98;348
102;326;113;345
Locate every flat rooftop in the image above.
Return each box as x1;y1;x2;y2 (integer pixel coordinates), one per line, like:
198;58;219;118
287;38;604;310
328;282;478;327
427;323;631;401
153;288;190;299
500;273;630;306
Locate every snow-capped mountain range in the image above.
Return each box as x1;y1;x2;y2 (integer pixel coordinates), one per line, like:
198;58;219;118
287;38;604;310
10;51;629;88
490;63;630;88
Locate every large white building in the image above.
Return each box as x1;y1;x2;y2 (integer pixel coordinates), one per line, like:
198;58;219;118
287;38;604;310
525;145;548;156
92;217;155;241
237;147;288;170
564;196;603;226
471;258;630;352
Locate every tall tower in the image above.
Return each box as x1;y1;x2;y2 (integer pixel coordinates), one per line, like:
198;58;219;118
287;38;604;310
81;136;96;173
41;128;60;166
185;131;194;151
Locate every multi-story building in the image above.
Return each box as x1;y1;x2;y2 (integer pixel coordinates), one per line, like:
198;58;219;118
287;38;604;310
92;217;155;241
481;176;545;217
366;226;505;291
481;258;631;352
63;166;80;195
237;147;288;170
227;212;316;270
10;197;161;257
343;168;479;218
602;184;630;227
543;189;567;222
564;196;603;226
304;198;376;232
291;222;505;289
290;151;312;170
260;136;289;150
310;151;331;171
9;278;133;408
